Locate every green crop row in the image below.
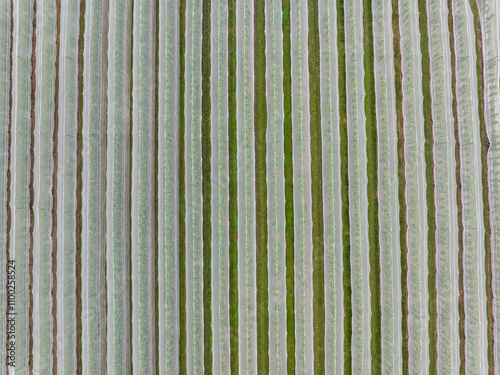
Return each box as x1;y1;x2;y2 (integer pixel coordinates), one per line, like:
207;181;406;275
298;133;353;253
452;0;489;371
235;0;257;372
280;0;296;372
57;0;81;372
471;0;497;370
372;0;402;372
291;0;315;371
131;0;159;373
318;0;344;373
226;0;239;371
33;0;57;371
425;0;456;371
344;0;373;372
82;0;108;373
10;0;34;370
209;0;230;373
264;0;287;372
106;0;133;372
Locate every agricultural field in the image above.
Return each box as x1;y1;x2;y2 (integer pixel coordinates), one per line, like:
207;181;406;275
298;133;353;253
1;0;500;373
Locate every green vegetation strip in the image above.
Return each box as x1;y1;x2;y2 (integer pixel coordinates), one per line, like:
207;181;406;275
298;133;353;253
336;0;351;372
228;0;238;371
178;0;186;371
307;0;325;372
468;0;495;370
391;1;409;373
362;0;381;372
201;0;212;372
417;0;437;371
254;0;269;372
282;1;295;372
445;1;465;372
154;0;160;370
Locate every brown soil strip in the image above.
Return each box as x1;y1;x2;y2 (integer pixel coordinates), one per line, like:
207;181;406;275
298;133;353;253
51;0;61;373
254;0;269;372
76;0;85;373
178;0;187;371
307;0;325;373
29;1;37;372
445;1;466;373
227;0;238;371
5;0;13;371
391;1;409;373
417;0;437;371
201;0;212;371
468;0;495;371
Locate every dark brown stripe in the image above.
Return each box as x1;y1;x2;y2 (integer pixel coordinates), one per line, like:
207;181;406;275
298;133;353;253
51;0;61;372
76;0;85;372
29;1;37;372
445;0;465;372
254;0;269;371
391;1;409;373
468;0;495;371
201;0;212;371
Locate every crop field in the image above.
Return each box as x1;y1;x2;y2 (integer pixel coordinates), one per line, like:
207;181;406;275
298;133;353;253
2;0;500;374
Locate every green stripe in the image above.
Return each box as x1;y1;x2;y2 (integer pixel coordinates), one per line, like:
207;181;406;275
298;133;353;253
362;0;381;372
282;1;295;372
307;0;325;372
178;0;186;371
228;0;239;371
254;0;269;372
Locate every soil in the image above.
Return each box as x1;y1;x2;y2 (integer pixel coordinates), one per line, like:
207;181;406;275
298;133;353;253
391;2;410;373
446;1;466;372
29;1;37;372
76;0;85;373
468;1;495;370
51;1;61;373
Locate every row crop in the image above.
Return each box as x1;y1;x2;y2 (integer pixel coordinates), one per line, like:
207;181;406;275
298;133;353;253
318;0;344;372
264;0;287;372
106;0;133;372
